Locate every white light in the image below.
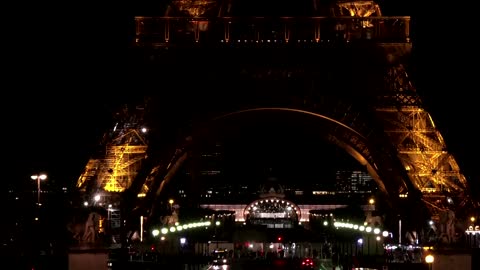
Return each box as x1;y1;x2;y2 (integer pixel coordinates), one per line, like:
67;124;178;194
425;254;434;264
31;174;47;180
180;237;186;244
366;226;372;233
161;228;168;234
373;228;381;234
169;227;176;232
152;229;160;237
382;231;389;237
215;221;220;226
83;201;88;206
141;127;147;133
323;221;328;226
357;239;363;244
94;194;101;202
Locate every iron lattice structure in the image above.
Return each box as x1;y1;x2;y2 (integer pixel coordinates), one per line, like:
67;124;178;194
76;104;148;195
75;1;475;242
376;65;470;218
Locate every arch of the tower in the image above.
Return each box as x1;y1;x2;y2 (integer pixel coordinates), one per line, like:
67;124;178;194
132;107;414;221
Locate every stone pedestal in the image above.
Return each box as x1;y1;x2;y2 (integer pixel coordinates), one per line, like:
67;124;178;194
68;248;109;270
432;252;471;270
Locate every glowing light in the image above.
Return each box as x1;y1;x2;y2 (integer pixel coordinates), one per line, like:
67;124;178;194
31;174;47;180
425;254;434;264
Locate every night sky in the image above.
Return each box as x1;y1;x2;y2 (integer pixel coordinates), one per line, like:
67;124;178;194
4;1;479;198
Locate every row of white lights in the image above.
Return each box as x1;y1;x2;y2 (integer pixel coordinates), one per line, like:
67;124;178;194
219;39;346;43
332;221;389;237
152;220;221;237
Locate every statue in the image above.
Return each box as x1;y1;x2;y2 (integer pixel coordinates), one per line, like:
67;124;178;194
67;211;102;246
161;208;179;226
364;212;383;227
82;212;99;244
438;210;457;244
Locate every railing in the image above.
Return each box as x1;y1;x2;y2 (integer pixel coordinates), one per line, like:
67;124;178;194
134;16;410;47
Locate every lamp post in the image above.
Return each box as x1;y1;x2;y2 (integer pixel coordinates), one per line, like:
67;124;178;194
425;254;434;270
169;199;174;212
31;174;47;205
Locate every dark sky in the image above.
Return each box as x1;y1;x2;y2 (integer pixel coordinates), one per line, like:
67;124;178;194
4;1;479;197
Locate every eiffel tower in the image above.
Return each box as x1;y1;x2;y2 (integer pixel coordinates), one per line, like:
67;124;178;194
76;0;476;243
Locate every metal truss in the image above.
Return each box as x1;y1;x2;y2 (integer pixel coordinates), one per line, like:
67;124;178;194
76;105;148;193
376;64;469;217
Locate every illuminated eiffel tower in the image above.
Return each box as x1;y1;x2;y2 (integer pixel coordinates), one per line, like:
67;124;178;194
76;0;476;243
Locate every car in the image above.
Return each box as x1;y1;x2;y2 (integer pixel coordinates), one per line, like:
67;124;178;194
300;257;315;269
210;249;231;265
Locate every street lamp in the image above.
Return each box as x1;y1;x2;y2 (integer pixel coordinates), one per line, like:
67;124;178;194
425;254;434;270
169;199;174;212
31;174;47;205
